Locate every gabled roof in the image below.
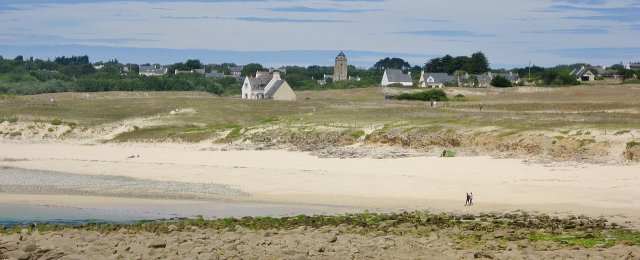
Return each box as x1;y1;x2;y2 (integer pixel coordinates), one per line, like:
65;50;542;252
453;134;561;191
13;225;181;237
570;67;593;77
246;73;273;90
139;65;167;74
205;71;225;79
230;66;243;73
384;69;412;83
337;51;346;58
424;72;454;83
264;80;285;97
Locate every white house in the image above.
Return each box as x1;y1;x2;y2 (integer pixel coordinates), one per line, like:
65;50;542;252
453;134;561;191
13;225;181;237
229;66;243;76
419;71;454;88
570;66;595;82
627;62;640;70
381;69;412;87
139;65;168;76
241;71;296;101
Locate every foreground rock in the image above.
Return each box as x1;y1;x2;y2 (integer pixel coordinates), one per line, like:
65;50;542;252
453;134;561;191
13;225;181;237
1;212;639;259
1;228;638;259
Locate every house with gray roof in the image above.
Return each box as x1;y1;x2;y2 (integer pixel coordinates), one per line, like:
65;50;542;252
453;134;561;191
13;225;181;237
419;71;454;88
241;71;296;101
229;66;243;76
626;62;640;70
139;65;168;76
570;66;595;81
454;72;520;87
204;71;225;79
174;69;192;75
381;69;413;87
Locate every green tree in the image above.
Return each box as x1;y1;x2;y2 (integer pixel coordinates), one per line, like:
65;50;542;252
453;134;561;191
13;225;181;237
491;75;512;88
540;70;559;85
373;57;411;72
424;57;442;72
619;68;635;81
609;64;625;70
241;63;264;77
469;51;490;74
184;59;203;70
451;56;471;73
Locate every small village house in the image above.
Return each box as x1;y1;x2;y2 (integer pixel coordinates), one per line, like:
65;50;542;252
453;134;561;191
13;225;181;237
419;71;454;88
229;66;243;76
204;71;225;79
570;66;595;82
175;68;207;75
454;72;520;87
241;71;296;101
381;69;412;87
139;65;168;76
627;62;640;70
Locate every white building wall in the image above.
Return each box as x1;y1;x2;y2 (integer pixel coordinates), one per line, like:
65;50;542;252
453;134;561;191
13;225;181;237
241;77;252;99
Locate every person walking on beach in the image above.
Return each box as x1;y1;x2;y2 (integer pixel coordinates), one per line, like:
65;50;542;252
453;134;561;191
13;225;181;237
465;193;470;206
469;192;474;206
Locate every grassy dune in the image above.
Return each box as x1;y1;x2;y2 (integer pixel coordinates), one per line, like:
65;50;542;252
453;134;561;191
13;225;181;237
3;85;639;129
1;85;639;162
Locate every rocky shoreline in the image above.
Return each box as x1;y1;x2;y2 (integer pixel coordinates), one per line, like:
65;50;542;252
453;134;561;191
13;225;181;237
1;212;639;259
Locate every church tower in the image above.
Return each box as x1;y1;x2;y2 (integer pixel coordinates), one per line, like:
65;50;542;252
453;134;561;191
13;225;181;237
333;51;348;82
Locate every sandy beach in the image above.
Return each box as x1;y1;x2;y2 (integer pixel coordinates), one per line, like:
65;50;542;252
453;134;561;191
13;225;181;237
1;141;639;229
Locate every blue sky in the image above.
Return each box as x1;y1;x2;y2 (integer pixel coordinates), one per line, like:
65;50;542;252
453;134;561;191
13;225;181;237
0;0;638;68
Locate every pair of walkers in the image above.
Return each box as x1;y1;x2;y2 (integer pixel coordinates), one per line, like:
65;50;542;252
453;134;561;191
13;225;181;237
465;192;474;206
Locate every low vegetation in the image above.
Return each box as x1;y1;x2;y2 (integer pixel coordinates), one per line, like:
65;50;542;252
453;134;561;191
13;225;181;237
490;75;513;88
614;130;631;136
50;119;62;125
394;89;448;102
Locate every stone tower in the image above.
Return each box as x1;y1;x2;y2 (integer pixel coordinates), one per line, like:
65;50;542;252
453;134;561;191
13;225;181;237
333;51;348;82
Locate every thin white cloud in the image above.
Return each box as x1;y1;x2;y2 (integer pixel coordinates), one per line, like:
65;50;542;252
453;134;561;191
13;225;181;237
0;0;637;67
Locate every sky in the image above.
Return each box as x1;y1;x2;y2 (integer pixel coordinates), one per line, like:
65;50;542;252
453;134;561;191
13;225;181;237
0;0;639;68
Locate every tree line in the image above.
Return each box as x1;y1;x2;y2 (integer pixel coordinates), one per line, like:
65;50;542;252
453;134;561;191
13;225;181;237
1;53;638;96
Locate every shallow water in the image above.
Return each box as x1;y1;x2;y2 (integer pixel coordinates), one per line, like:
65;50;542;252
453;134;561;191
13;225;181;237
0;200;360;227
0;167;361;226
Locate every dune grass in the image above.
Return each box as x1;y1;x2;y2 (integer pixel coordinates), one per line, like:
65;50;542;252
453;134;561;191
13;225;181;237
1;86;639;143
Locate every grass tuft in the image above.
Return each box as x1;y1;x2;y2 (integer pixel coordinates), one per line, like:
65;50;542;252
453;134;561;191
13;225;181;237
614;130;631;136
350;129;365;139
